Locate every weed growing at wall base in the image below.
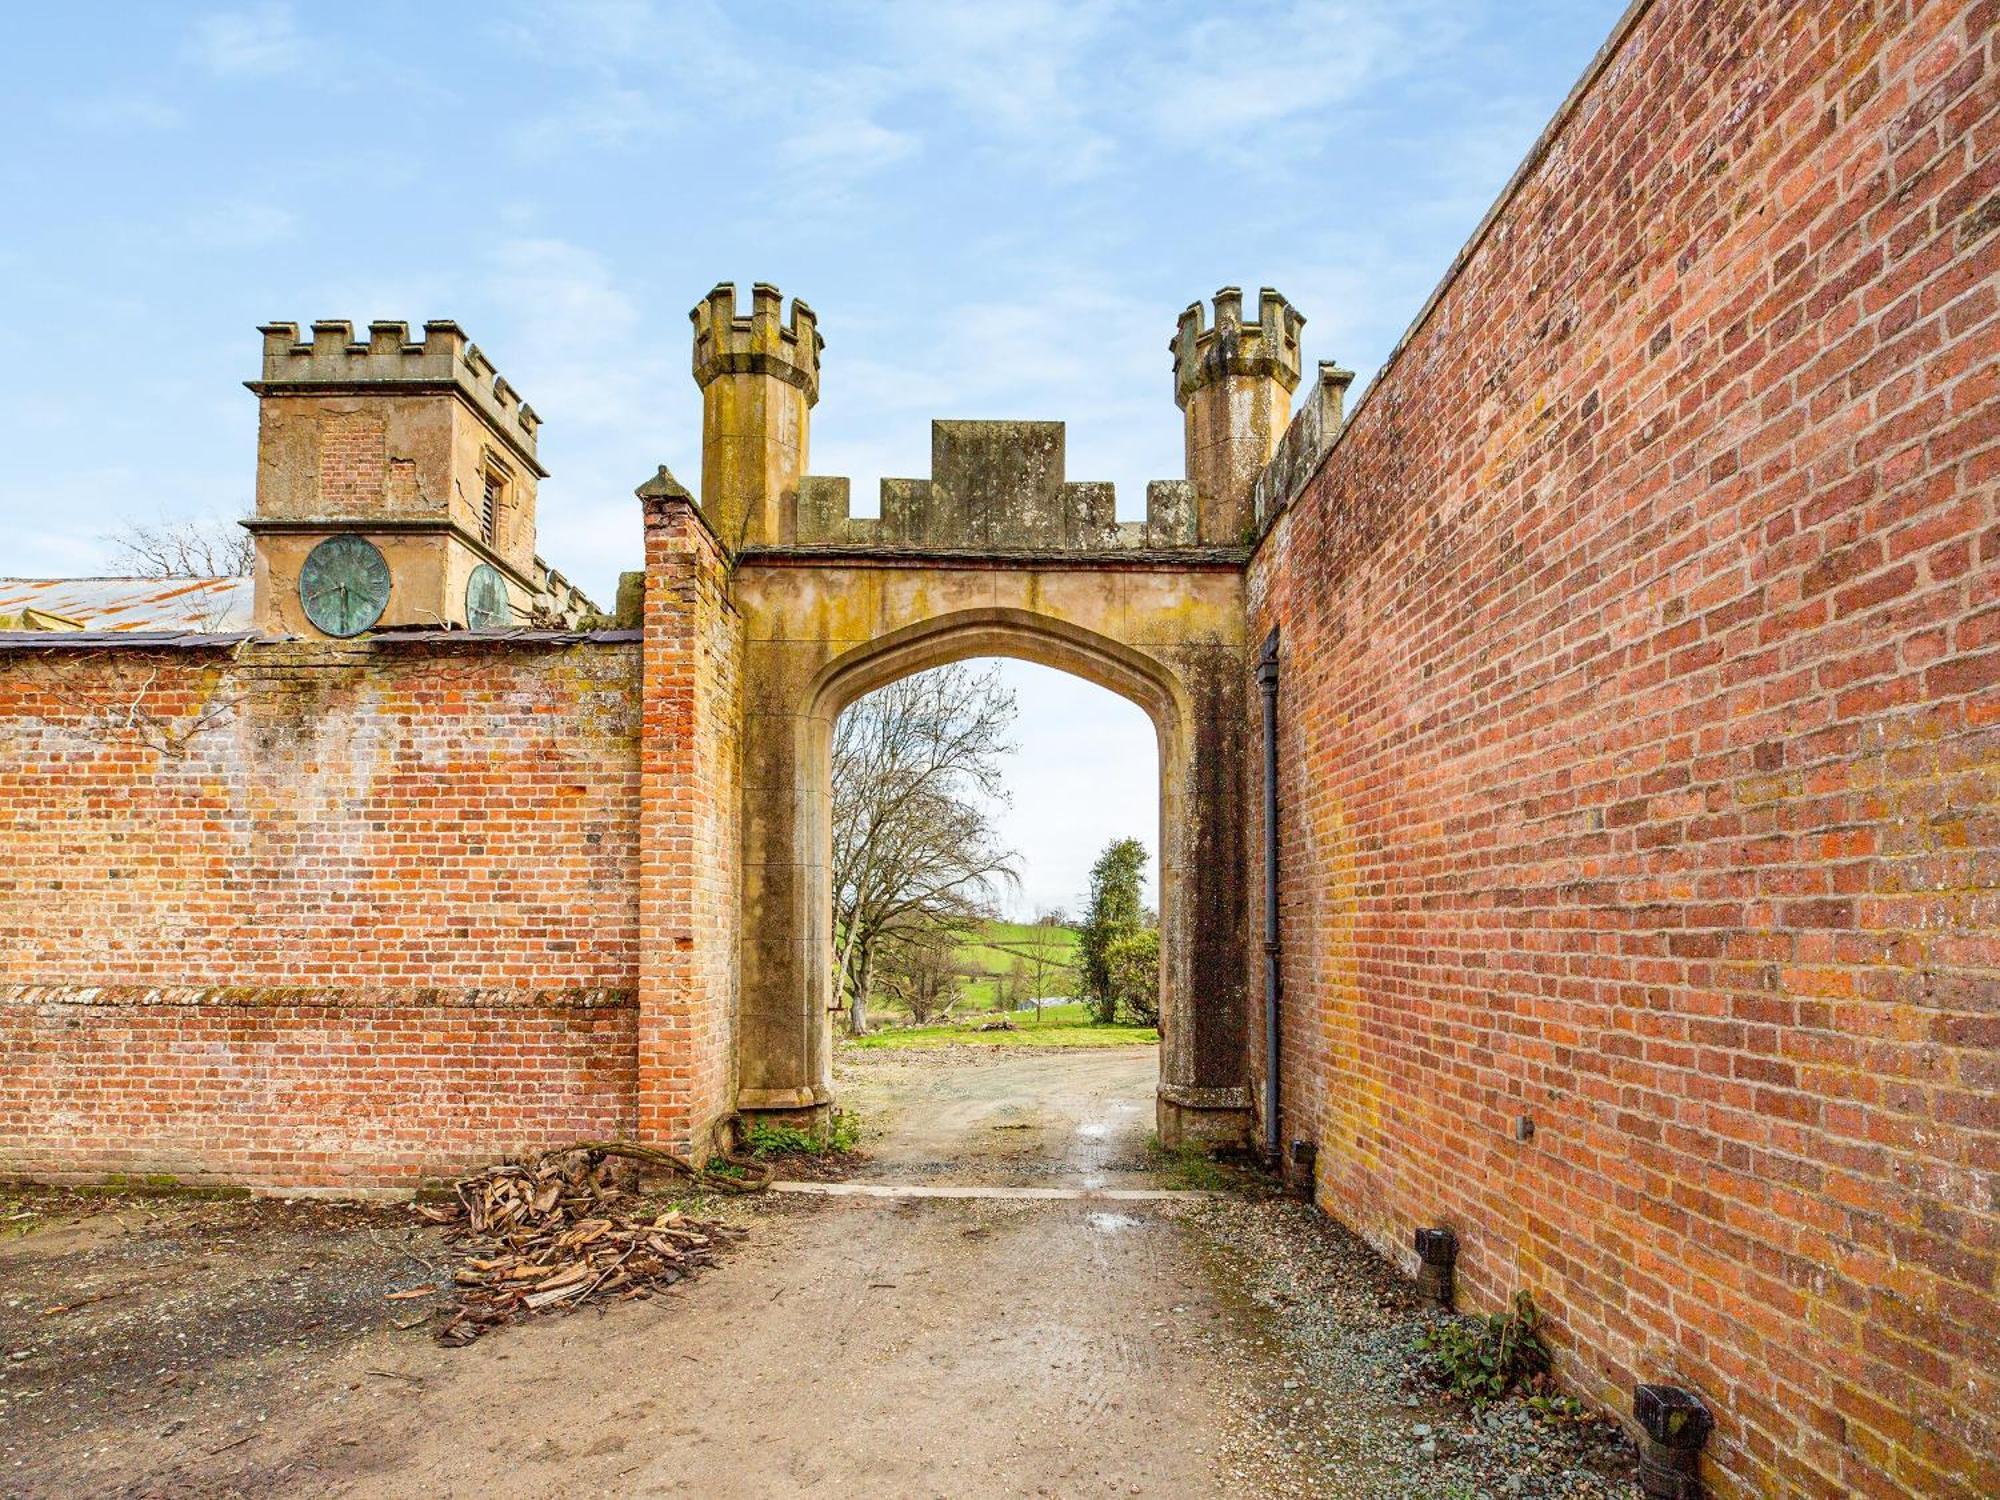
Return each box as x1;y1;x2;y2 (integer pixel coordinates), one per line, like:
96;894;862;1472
1145;1136;1232;1192
1415;1292;1551;1405
743;1112;860;1158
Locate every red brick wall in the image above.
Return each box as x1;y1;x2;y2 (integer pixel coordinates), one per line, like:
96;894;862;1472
1249;1;1997;1495
0;638;642;1190
638;494;742;1158
0;986;635;1194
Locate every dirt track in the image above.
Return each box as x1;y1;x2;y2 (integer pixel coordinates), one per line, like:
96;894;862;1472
2;1047;1639;1498
832;1042;1166;1186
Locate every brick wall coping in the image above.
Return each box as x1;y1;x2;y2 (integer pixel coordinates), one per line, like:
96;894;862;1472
735;544;1251;571
365;628;641;647
0;630;256;652
0;628;640;655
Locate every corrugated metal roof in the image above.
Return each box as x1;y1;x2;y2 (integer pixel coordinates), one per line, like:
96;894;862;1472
0;577;253;632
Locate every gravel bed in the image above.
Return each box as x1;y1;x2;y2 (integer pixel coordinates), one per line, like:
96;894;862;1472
1185;1194;1643;1499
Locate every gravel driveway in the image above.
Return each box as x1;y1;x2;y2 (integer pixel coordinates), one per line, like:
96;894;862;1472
2;1046;1639;1498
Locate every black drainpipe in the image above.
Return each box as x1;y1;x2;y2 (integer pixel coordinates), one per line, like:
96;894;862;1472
1256;628;1282;1171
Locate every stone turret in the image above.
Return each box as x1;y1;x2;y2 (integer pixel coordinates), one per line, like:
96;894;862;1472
690;282;822;551
244;319;549;636
1172;287;1304;544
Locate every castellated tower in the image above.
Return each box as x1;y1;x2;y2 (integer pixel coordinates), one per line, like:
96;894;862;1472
244;320;547;637
1172;288;1304;544
690;282;822;551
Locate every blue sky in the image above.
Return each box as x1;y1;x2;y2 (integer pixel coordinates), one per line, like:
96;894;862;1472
0;0;1624;916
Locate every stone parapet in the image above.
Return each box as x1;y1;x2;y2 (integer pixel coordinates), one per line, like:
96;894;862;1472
790;421;1206;551
1250;361;1354;530
1173;288;1308;543
1171;287;1304;408
688;282;819;550
252;319;542;468
690;282;822;402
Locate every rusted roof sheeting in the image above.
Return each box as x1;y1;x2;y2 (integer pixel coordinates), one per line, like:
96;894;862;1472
0;577;254;633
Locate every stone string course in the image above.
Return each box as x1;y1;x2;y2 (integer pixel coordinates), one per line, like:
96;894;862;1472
1247;1;1998;1495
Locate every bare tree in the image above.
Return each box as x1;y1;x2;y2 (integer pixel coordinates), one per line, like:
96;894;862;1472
831;663;1020;1035
1017;911;1079;1022
105;517;254;579
1002;955;1029;1014
874;917;973;1025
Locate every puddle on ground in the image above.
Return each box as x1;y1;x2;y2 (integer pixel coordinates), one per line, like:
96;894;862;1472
1085;1212;1142;1234
1075;1122;1109;1140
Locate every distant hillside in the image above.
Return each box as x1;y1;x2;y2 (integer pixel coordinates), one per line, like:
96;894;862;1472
957;919;1081;1009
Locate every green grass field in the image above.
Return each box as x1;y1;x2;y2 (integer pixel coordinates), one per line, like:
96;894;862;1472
849;1000;1156;1050
952;919;1083;1010
852;918;1136;1040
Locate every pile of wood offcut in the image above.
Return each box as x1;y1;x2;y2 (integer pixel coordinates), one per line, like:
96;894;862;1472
413;1149;746;1346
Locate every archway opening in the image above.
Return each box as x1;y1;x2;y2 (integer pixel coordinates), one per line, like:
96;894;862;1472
730;589;1249;1156
815;645;1169;1186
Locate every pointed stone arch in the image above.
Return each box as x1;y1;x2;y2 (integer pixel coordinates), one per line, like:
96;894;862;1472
729;552;1252;1143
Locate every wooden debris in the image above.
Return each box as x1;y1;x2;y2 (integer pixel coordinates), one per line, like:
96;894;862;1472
418;1148;745;1347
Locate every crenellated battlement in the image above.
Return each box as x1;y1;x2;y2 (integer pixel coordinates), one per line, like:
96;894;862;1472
1170;287;1304;408
785;422;1207;553
679;280;1320;552
252;318;541;460
689;282;822;403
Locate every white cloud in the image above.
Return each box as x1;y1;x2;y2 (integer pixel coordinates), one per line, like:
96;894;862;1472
491;0;735;69
980;660;1160;919
57;95;183;132
855;0;1117;164
475;238;682;593
493;0;1062;191
485;238;643;364
182;199;296;249
1130;0;1458;153
483;0;1463;219
508;0;659;56
778;115;918;176
184;3;308;78
512;85;669;162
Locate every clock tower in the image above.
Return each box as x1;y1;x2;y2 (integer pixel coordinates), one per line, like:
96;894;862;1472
243;320;549;637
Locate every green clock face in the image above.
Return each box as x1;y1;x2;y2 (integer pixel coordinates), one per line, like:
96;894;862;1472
298;536;390;638
465;563;512;631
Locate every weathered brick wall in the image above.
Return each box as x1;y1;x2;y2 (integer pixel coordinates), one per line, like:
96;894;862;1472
0;638;642;1191
1249;1;1997;1495
638;494;742;1157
